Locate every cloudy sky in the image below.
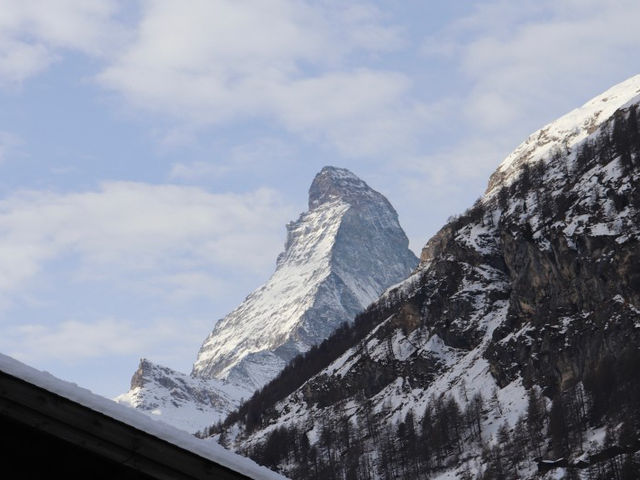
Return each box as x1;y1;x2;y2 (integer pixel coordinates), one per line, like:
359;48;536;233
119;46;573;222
1;0;639;398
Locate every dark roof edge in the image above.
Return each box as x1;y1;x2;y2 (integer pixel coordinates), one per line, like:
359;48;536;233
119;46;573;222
0;370;250;480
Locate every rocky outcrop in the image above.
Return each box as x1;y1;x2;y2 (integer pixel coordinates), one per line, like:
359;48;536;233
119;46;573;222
116;358;249;433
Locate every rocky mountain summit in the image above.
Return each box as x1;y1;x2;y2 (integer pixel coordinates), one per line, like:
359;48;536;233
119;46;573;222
118;166;417;433
217;75;640;480
192;166;417;388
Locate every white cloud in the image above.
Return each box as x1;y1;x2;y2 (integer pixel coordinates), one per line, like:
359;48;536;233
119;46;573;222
372;134;517;254
0;39;52;83
392;0;640;231
0;182;294;308
0;180;297;371
97;0;422;156
271;69;424;156
0;1;426;155
169;161;231;182
0;0;122;84
425;0;640;134
141;272;229;303
169;137;296;181
0;131;21;163
1;316;211;364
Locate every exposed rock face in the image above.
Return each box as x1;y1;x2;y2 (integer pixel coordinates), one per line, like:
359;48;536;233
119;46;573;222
192;166;418;389
118;166;417;433
224;75;640;479
116;359;250;434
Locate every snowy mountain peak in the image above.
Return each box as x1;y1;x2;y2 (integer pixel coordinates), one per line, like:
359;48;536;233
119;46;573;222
192;166;417;388
120;166;416;434
487;74;640;195
308;166;380;209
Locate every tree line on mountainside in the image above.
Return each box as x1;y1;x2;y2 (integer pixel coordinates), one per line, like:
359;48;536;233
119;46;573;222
246;347;640;480
203;104;640;479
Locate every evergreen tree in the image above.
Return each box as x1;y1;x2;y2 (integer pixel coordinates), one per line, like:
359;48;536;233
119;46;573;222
497;187;509;211
217;426;229;448
597;130;613;164
465;392;484;441
629;105;640;156
612;113;630;155
549;394;569;458
490;387;503;415
621;454;640;480
519;162;532;193
420;405;434;467
496;422;514;474
620;149;634;175
510;415;528;465
481;445;506;480
526;388;545;456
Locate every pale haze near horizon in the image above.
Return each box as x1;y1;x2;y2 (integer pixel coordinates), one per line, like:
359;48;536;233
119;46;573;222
1;0;639;398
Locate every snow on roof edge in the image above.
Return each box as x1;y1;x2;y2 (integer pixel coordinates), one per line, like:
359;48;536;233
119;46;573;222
0;352;288;480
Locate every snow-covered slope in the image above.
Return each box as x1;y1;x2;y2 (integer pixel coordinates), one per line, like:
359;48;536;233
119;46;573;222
116;359;252;433
192;198;350;385
192;166;418;388
0;353;288;480
224;75;640;480
487;73;640;194
119;166;417;434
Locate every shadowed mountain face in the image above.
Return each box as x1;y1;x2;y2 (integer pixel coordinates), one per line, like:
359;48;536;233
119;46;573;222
118;166;417;433
221;76;640;480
